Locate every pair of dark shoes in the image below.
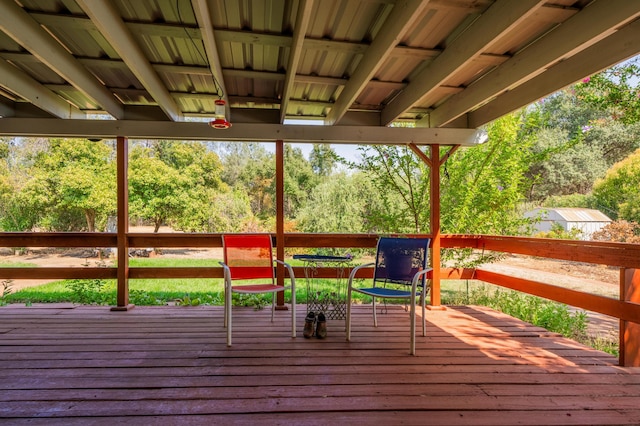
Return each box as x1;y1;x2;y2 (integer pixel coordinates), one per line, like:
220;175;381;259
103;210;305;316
303;311;327;339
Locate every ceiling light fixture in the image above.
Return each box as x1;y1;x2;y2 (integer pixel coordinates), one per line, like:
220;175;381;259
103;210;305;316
210;99;232;129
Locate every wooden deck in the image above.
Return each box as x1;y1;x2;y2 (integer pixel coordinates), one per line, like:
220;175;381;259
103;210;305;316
1;304;640;425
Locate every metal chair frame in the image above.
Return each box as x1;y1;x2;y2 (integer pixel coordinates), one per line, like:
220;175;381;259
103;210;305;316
219;234;296;346
346;237;432;355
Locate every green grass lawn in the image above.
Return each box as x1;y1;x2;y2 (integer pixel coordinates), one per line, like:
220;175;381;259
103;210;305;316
2;257;374;306
1;255;475;307
0;260;37;268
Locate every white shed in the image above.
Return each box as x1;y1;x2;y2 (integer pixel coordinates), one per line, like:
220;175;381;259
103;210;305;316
525;208;612;240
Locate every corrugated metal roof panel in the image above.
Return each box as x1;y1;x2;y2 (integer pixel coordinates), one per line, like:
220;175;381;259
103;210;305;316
0;0;637;127
527;208;612;223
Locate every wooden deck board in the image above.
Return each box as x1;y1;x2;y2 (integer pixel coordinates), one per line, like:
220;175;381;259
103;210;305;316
1;304;639;425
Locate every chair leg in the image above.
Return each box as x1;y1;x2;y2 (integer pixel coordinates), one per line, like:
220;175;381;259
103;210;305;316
223;286;228;329
410;293;416;356
291;288;296;338
271;294;276;323
226;288;233;347
346;285;352;341
372;297;378;327
421;286;427;337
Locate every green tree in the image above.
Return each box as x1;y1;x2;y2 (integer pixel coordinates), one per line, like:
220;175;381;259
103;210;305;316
583;121;640;167
0;142;44;231
574;59;640;124
128;141;226;232
17;138;116;232
296;172;378;233
283;145;317;218
592;148;640;222
519;86;640;203
442;113;533;236
237;150;275;220
309;144;338;176
222;143;318;223
524;128;606;200
219;142;271;188
128;148;187;232
353;145;430;233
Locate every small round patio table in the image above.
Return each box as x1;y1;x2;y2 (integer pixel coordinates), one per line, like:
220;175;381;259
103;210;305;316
293;254;353;320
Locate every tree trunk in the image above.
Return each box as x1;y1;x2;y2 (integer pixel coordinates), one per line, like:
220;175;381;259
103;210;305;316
85;210;96;232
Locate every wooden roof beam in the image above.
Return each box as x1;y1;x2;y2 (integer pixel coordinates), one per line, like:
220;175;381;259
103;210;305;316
469;18;640;127
429;0;640;127
324;0;431;126
0;59;84;119
0;1;124;119
382;0;546;126
192;0;228;104
280;0;314;123
0;118;484;146
77;0;183;122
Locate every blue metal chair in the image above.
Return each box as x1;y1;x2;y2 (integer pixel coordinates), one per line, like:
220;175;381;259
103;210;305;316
346;237;432;355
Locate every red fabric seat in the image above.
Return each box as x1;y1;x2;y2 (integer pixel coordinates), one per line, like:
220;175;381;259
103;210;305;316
220;234;296;346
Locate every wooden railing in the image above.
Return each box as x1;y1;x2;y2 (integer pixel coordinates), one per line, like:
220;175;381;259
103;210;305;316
2;232;640;365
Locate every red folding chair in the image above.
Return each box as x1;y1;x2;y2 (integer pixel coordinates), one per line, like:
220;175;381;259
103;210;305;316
220;234;296;346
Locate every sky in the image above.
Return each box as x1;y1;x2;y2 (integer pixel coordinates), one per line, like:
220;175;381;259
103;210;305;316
290;143;362;163
275;119;363;163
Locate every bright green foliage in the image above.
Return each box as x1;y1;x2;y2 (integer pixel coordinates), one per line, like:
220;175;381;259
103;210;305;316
348;113;534;241
574;59;640;125
354;145;431;233
14;139;116;231
309;144;339;176
525;128;606;200
0;144;12;229
296;172;378;233
442;113;533;235
542;193;596;209
129;151;187;232
593;148;640;222
283;145;318;218
533;222;584;240
180;189;254;232
128;141;226;232
150;140;224;189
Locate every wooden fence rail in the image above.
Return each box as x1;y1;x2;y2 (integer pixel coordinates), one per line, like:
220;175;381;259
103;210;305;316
2;232;640;365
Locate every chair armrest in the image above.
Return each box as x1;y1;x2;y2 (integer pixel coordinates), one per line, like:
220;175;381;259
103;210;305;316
411;267;433;293
274;259;296;288
348;262;375;287
219;261;231;288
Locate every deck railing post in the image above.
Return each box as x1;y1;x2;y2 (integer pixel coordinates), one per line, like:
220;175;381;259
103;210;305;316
112;136;133;311
275;139;286;309
430;144;441;307
620;268;640;366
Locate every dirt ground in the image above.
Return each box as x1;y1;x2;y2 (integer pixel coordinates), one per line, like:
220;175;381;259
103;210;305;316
492;253;619;285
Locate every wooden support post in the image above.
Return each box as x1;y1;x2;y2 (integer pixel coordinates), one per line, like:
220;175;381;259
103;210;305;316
620;268;640;366
429;144;442;307
112;136;133;311
275;140;286;309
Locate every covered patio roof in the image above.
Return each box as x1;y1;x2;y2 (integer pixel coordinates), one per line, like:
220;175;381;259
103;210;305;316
0;0;639;143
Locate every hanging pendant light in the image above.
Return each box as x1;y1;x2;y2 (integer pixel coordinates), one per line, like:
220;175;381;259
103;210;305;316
210;99;232;129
